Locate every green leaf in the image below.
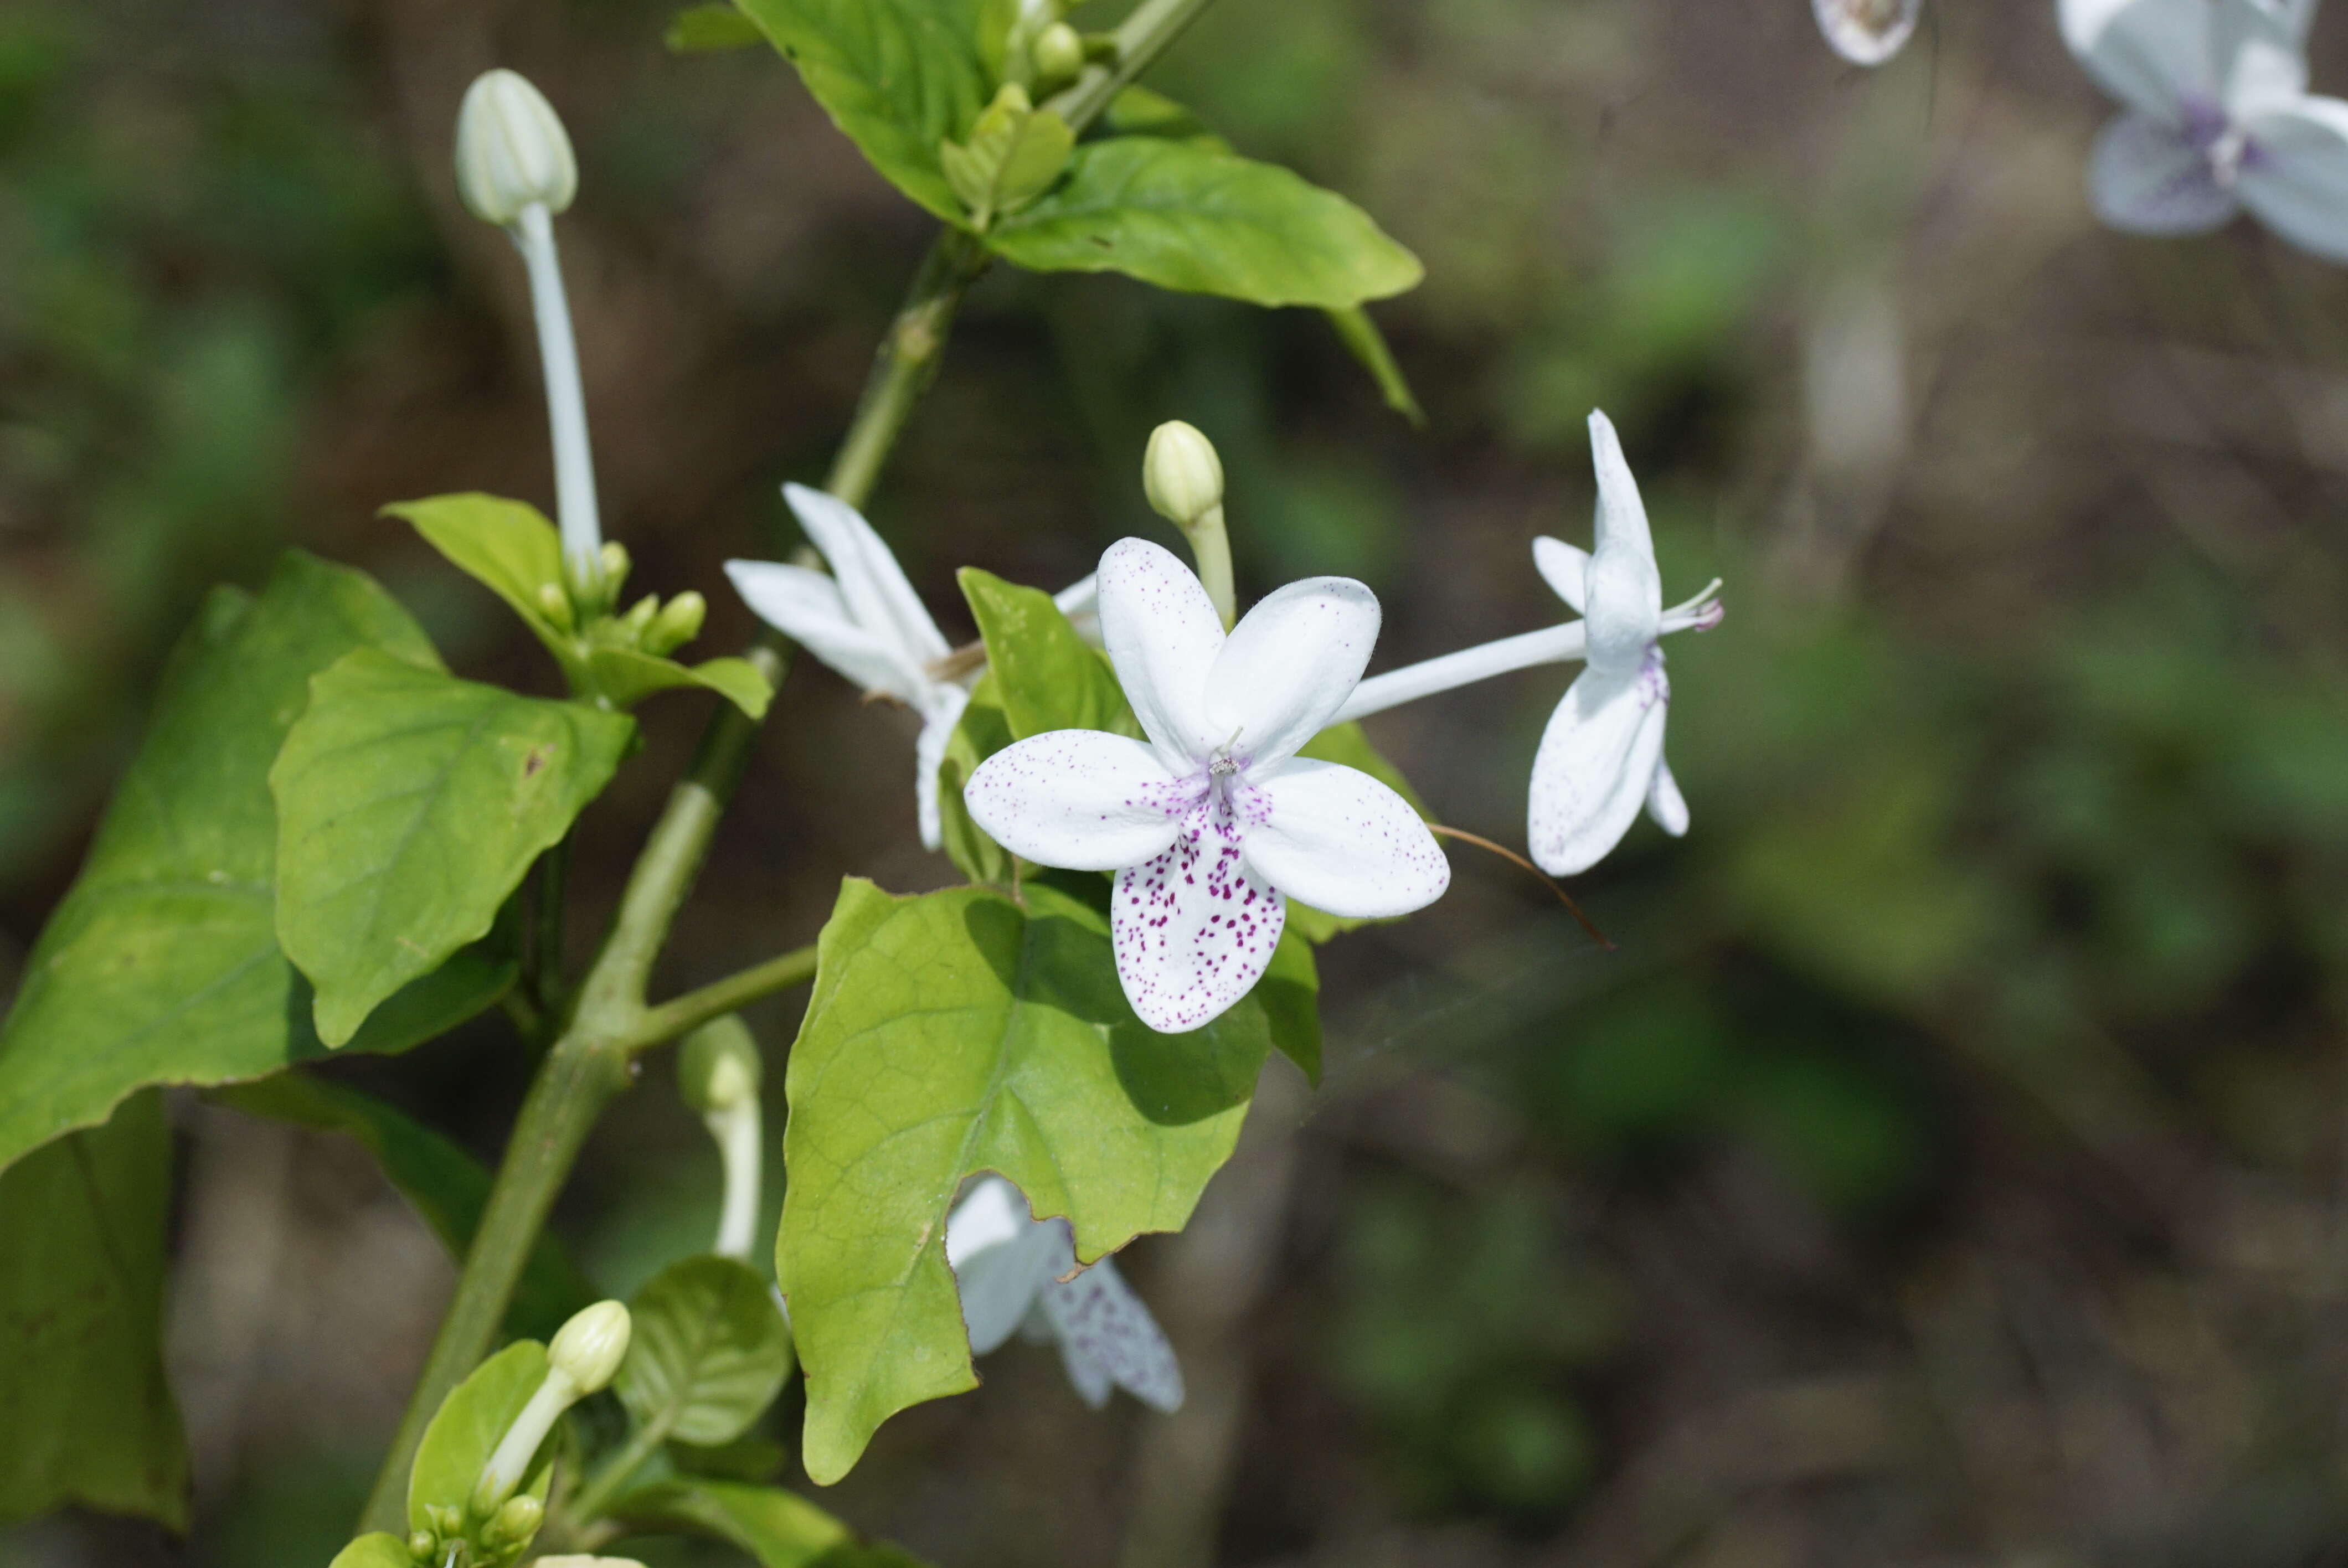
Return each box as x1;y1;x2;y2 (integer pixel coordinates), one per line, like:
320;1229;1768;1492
209;1074;598;1342
0;1092;187;1529
1285;721;1429;943
617;1256;797;1447
957;568;1140;742
779;878;1276;1483
934;672;1015;886
1259;926;1322;1084
407;1341;554;1542
328;1535;416;1568
734;0;995;223
1101;85;1228;149
271;649;635;1046
940;87;1073;228
0;553;516;1178
989;137;1423;308
582;646;773;719
608;1477;928;1567
667;1;767;50
1325;304;1425;426
385;494;569;661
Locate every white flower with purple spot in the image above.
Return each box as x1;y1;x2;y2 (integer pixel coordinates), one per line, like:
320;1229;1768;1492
963;537;1450;1033
945;1175;1183;1412
725;483;1096;852
2063;0;2348;261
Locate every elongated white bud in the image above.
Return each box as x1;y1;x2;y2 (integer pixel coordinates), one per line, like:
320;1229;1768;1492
455;70;578;228
1142;420;1224;529
679;1017;764;1259
548;1299;631;1392
472;1301;631;1514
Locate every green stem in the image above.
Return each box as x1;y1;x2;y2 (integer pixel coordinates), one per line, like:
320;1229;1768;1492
617;942;821;1056
1180;503;1235;630
563;1414;671;1533
532;835;571;1027
825;229;993;510
1045;0;1219;130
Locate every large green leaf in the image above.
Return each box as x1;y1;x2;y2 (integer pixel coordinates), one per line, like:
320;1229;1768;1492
609;1478;928;1567
209;1073;597;1342
667;1;766;51
0;1092;186;1529
734;0;995;221
957;568;1139;741
407;1342;553;1543
0;553;516;1178
271;649;634;1046
779;878;1276;1483
988;137;1423;308
616;1256;797;1447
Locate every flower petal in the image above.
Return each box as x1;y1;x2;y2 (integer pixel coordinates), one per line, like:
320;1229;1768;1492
1205;577;1381;766
726;559;921;700
1040;1253;1184;1413
1812;0;1921;66
2239;96;2348;262
1244;758;1450;919
945;1177;1057;1356
1532;535;1590;613
2061;0;2219;119
964;730;1192;872
782;483;950;666
1584;411;1662;672
1646;755;1690;837
1098;538;1224;771
2088;113;2240;234
914;684;970;853
1052;573;1099;617
1527;656;1671;877
1112;804;1285;1033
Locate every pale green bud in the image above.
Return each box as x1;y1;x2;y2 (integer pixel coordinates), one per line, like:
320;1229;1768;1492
678;1015;761;1114
406;1531;436;1562
548;1299;631;1394
1142;420;1224;528
535;580;575;633
426;1504;463;1537
620;594;660;636
1033;22;1084;84
645;590;706;654
454;70;578;228
599;540;631;596
486;1493;544;1547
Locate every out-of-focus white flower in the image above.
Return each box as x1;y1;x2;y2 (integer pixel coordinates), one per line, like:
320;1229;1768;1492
2062;0;2348;261
945;1175;1182;1412
726;484;1096;851
1813;0;1924;65
964;538;1449;1032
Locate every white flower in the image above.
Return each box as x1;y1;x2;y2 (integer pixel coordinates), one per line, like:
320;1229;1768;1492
2062;0;2348;261
726;484;1097;852
1813;0;1923;65
945;1175;1182;1412
964;538;1450;1033
1525;412;1722;878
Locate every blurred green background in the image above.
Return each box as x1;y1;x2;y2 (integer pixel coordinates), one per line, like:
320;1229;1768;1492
6;0;2348;1565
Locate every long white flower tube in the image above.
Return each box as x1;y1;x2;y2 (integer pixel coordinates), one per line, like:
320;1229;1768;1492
945;1175;1183;1412
2063;0;2348;261
455;70;602;577
728;486;1095;851
678;1018;763;1262
965;539;1449;1032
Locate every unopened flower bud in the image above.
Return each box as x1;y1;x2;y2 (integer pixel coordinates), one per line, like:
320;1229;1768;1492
536;580;575;633
599;540;631;596
486;1493;544;1546
406;1531;436;1561
1033;22;1084;82
549;1299;631;1394
620;594;660;636
426;1504;462;1536
455;70;578;228
646;590;706;654
678;1016;761;1114
1142;420;1223;528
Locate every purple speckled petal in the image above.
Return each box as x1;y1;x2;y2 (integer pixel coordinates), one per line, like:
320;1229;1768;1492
1204;576;1381;766
1243;757;1450;920
1039;1251;1183;1413
1098;537;1225;772
1528;651;1671;878
964;730;1196;872
1112;794;1285;1033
